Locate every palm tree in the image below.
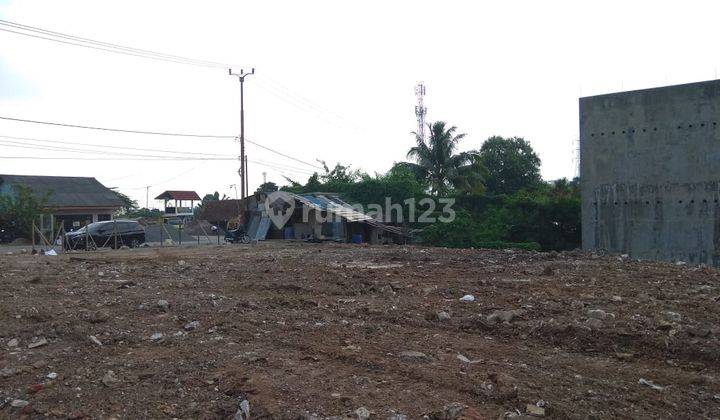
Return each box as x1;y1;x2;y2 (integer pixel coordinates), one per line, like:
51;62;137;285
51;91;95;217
402;121;486;195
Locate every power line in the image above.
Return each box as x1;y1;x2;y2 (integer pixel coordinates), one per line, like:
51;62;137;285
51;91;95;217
0;19;230;67
0;134;316;173
0;139;235;160
0;115;324;169
245;139;323;170
0;19;362;130
0;115;235;138
0;134;227;157
0;19;367;131
0;21;230;68
0;156;234;161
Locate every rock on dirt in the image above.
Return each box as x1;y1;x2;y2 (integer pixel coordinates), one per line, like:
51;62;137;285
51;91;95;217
28;338;48;349
10;399;29;408
355;406;371;420
7;338;19;347
486;309;524;324
102;370;121;387
89;335;103;346
526;403;546;417
184;321;200;331
157;300;170;312
437;311;451;322
587;309;614;320
399;350;432;363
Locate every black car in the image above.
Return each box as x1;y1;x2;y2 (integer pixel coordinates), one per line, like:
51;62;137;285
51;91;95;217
65;220;145;250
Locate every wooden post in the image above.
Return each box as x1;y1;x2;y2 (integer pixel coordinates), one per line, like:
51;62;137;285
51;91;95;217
114;220;117;249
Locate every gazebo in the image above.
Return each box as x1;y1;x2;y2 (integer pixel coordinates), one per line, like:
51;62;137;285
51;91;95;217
154;190;201;217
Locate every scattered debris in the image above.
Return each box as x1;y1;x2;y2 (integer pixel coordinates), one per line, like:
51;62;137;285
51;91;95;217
587;309;613;320
233;395;250;420
0;366;16;377
0;242;717;418
459;294;475;302
526;402;546;417
398;350;432;363
10;399;29;408
355;406;371;420
664;311;682;322
486;309;524;324
456;353;482;364
639;378;666;391
102;370;121;387
28;338;48;349
184;321;200;331
157;300;170;312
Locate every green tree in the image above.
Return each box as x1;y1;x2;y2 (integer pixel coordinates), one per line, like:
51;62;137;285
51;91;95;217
402;121;486;196
255;181;279;193
0;184;50;239
113;191;138;214
479;136;542;195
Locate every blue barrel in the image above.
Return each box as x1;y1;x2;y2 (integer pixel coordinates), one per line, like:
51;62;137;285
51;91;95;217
351;234;363;244
284;227;295;239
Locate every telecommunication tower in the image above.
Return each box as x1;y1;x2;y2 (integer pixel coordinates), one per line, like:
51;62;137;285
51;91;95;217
414;82;427;141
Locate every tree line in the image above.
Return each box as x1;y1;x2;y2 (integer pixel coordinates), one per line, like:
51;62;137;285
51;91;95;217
279;121;580;251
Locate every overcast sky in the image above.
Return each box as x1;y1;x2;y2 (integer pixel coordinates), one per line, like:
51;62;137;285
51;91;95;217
2;0;720;207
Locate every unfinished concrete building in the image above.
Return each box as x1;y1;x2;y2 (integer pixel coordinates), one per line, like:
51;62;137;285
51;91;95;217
580;80;720;266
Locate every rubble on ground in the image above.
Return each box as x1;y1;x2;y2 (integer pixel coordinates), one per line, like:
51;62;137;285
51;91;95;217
0;242;718;417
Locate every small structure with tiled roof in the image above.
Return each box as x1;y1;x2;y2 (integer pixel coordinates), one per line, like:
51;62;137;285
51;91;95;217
155;190;201;218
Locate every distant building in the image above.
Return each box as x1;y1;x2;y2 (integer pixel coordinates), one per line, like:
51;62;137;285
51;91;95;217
0;174;124;232
580;79;720;265
199;191;408;244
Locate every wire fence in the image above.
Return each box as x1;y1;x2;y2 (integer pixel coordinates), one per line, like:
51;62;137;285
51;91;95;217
28;218;230;254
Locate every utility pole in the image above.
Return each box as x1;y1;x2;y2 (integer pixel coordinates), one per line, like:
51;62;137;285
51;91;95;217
245;154;249;196
229;67;255;199
145;186;150;209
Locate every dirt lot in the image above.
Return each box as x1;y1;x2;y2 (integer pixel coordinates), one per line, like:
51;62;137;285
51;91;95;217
1;242;719;419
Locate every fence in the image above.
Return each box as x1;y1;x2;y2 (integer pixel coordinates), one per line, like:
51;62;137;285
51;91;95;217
28;218;227;254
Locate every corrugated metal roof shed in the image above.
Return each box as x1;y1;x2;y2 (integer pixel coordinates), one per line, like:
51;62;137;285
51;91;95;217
0;174;124;209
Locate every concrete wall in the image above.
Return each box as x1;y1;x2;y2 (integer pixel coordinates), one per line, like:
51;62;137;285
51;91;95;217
580;80;720;265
